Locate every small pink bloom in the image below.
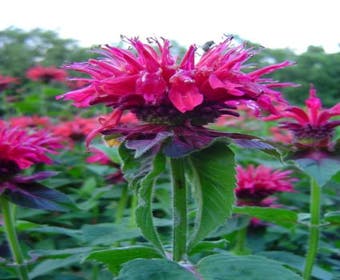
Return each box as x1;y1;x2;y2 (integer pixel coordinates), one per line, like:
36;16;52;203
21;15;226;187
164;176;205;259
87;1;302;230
52;117;99;143
0;74;18;92
0;123;62;170
8;116;51;129
236;164;296;204
86;148;111;165
267;85;340;148
26;65;67;83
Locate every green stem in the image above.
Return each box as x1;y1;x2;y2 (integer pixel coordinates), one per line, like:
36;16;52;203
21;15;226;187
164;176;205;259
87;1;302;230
233;226;250;255
115;186;129;223
129;193;138;228
303;177;321;280
170;158;187;262
0;196;29;280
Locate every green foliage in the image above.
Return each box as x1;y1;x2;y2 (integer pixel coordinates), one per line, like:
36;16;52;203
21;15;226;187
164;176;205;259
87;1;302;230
233;206;298;228
86;246;162;274
116;259;197;280
0;27;91;77
197;254;302;279
187;142;236;249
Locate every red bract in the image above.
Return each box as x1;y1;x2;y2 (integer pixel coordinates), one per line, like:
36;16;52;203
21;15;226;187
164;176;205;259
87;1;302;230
0;122;62;170
26;65;68;83
268;86;340;148
0;74;18;92
57;37;294;129
236;165;296;204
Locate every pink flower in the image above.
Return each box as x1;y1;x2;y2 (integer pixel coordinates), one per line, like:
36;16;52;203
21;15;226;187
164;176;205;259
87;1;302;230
269;127;294;144
57;37;294;132
52;117;99;142
0;123;62;170
8;116;51;129
236;165;296;204
0;74;18;92
267;85;340;148
86;148;111;165
26;65;67;83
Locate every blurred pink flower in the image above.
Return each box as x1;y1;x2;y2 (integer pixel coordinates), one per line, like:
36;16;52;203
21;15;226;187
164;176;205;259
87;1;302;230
0;122;62;170
267;86;340;149
8;116;51;129
0;74;18;92
26;65;67;83
52;117;98;142
86;148;111;165
236;164;296;204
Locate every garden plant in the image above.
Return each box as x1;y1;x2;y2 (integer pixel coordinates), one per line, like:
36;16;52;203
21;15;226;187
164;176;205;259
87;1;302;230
0;29;339;280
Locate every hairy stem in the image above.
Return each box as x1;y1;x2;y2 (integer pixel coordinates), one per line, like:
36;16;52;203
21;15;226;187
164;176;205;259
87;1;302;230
303;177;321;280
0;196;29;280
170;158;187;262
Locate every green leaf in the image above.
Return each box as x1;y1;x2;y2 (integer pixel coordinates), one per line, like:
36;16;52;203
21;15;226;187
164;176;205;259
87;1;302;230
29;255;82;279
116;259;197;280
85;246;162;274
233;206;298;228
119;143;155;190
187;142;236;249
189;240;228;255
4;183;75;212
258;251;333;280
119;143;166;254
293;153;340;187
28;225;82;239
324;211;340;224
198;254;302;280
31;247;93;259
136;153;167;254
81;223;140;245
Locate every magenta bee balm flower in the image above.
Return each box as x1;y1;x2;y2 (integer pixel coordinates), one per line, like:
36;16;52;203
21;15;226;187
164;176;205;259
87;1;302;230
236;165;296;204
268;86;340;149
26;65;68;83
0;123;62;170
57;37;295;156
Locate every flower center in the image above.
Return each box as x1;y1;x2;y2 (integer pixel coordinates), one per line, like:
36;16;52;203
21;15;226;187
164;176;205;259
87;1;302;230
293;124;333;140
132;103;239;126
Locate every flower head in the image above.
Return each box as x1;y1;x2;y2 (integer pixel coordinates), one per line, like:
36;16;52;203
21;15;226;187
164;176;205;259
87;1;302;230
57;37;295;156
267;86;340;148
8;115;51;129
26;65;68;83
52;117;99;143
236;164;296;204
0;123;62;171
58;37;293;128
0;74;18;92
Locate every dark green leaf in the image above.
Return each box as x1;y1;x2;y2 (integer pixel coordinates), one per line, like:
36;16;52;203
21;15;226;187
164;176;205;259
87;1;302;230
119;143;166;254
233;206;298;228
85;246;162;274
324;211;340;224
189;240;228;255
187;142;236;249
4;184;75;211
258;251;333;280
81;223;140;245
116;259;197;280
135;152;166;255
292;151;340;186
29;255;82;279
198;254;302;280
